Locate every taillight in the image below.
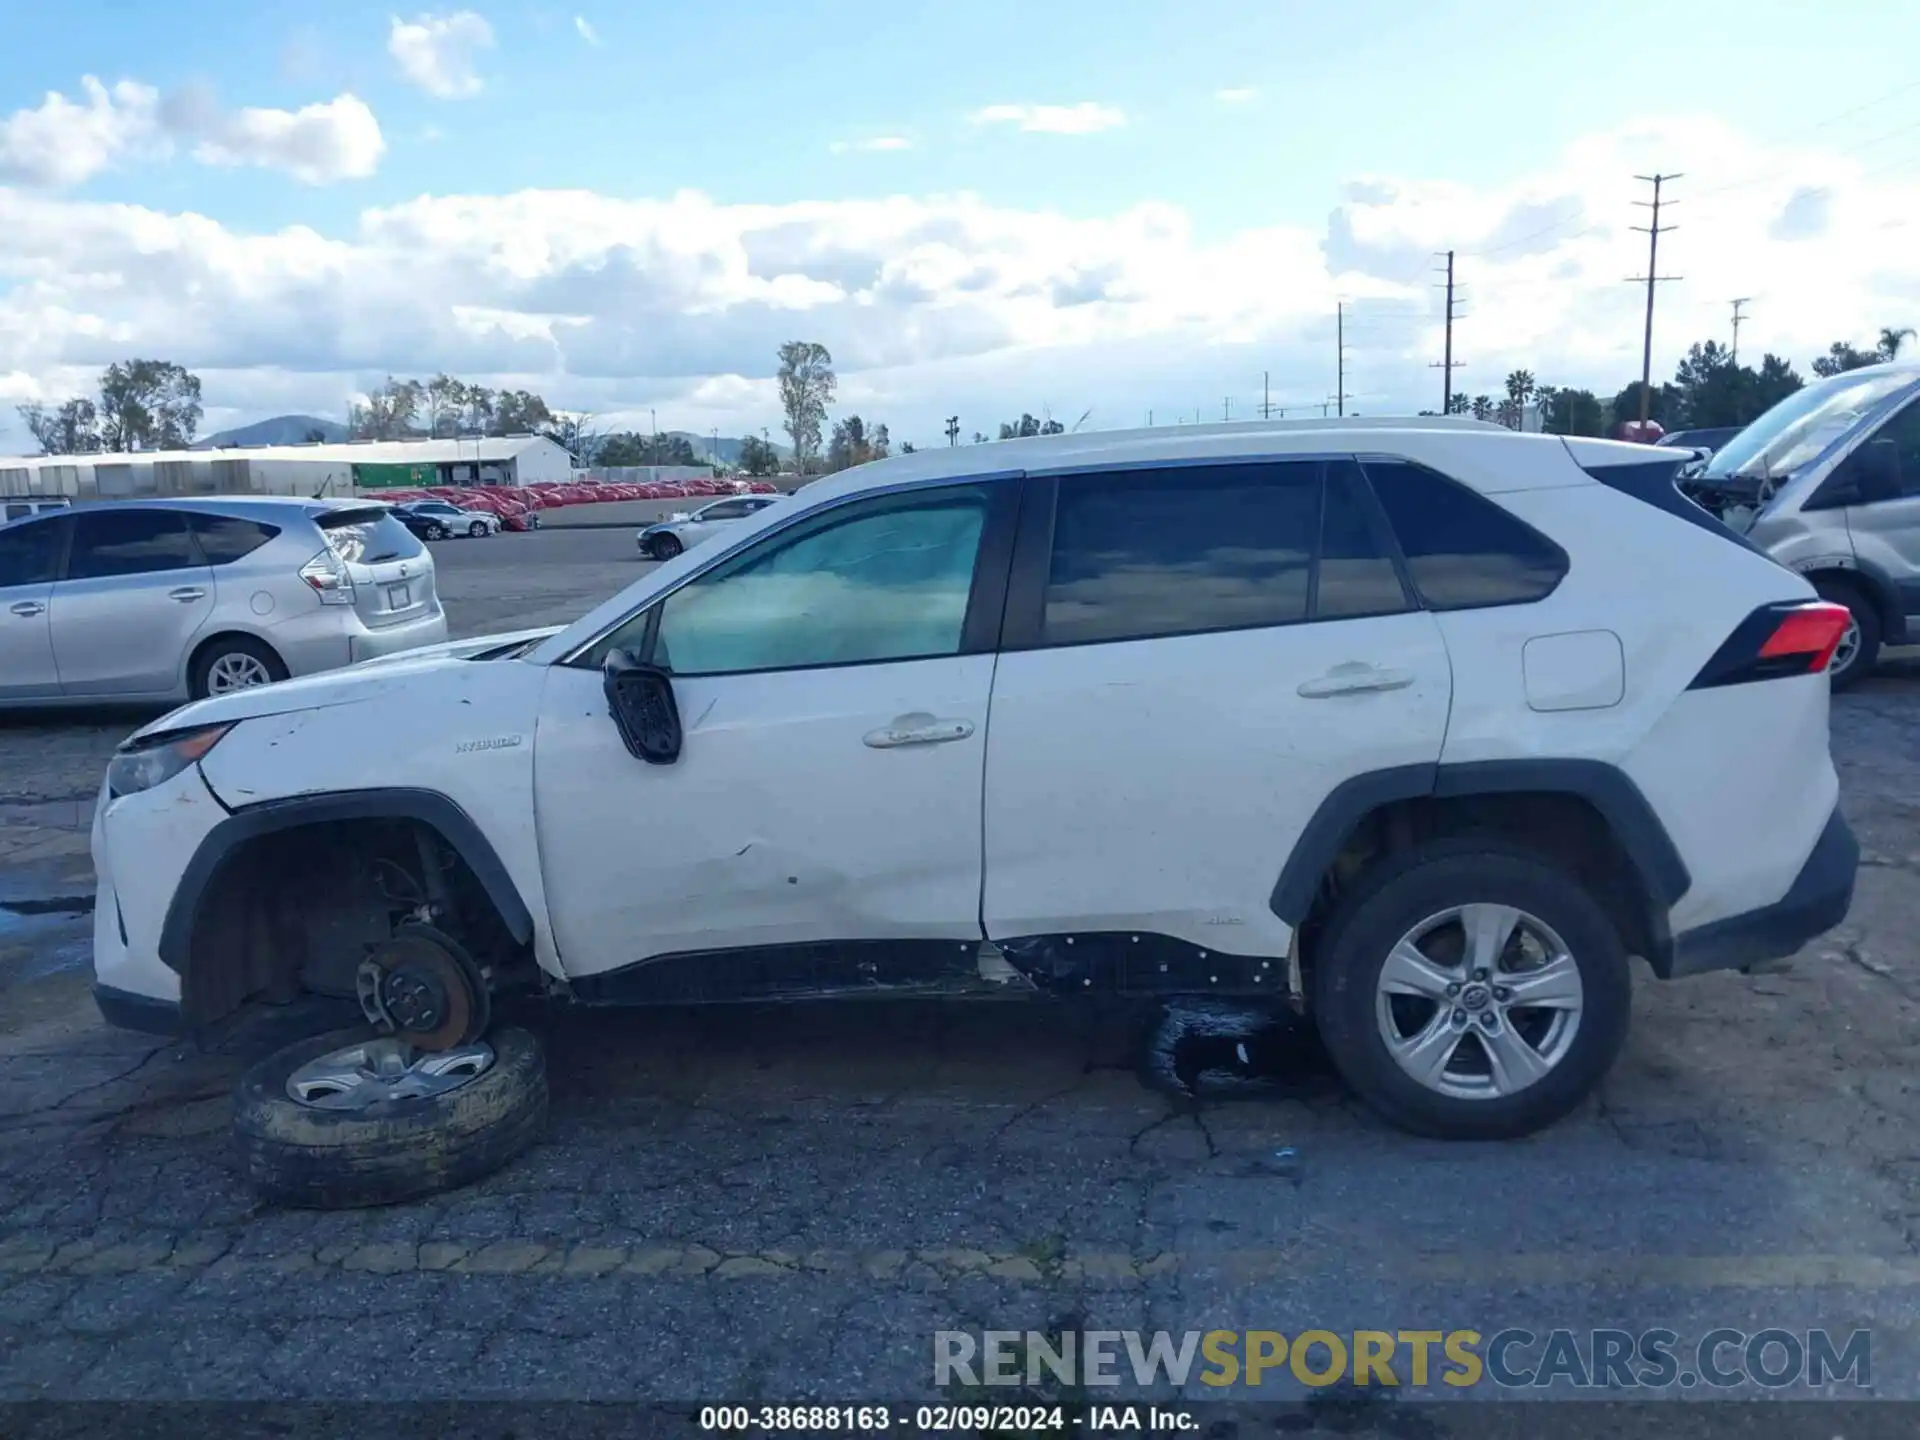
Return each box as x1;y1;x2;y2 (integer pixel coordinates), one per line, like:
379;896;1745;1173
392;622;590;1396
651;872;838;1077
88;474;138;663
299;548;356;606
1689;600;1853;689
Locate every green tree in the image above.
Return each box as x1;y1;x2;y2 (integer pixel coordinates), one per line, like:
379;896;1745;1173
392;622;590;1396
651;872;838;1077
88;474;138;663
777;341;836;473
1811;340;1882;379
997;413;1067;440
1445;392;1471;415
97;359;203;450
1752;353;1805;412
736;434;780;476
423;374;467;437
1879;326;1915;361
15;398;100;455
1503;370;1535;429
1610;380;1681;432
493;388;556;435
348;377;423;439
1469;394;1494;421
1541;387;1605;437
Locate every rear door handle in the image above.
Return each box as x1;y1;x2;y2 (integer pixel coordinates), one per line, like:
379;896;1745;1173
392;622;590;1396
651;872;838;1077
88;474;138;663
8;601;44;618
863;716;976;748
167;587;207;603
1297;667;1416;699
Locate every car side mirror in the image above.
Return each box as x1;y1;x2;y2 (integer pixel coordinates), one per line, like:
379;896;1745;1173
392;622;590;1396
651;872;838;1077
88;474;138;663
603;650;682;765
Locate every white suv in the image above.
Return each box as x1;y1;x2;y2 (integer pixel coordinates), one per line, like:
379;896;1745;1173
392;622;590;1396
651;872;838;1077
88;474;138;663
90;421;1857;1146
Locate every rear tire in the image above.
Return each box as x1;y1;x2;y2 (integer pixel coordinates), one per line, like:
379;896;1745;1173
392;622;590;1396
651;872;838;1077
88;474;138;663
1812;575;1881;690
649;533;683;560
1311;838;1632;1140
468;520;488;538
189;635;287;700
234;1025;547;1208
426;522;447;540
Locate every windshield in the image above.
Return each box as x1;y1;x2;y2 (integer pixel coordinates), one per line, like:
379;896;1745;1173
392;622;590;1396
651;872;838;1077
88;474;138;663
1704;369;1919;482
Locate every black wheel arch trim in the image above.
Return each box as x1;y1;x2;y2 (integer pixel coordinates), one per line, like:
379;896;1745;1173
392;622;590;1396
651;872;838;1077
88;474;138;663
157;786;535;975
1268;758;1692;926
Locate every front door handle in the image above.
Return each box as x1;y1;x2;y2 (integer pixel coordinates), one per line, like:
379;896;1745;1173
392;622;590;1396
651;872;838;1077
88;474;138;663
863;715;976;749
1297;666;1416;699
8;601;44;618
167;587;207;603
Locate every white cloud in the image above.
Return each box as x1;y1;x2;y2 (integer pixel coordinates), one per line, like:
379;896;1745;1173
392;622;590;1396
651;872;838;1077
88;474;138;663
190;94;385;185
0;78;162;188
830;136;913;154
388;11;495;98
970;102;1127;135
0;75;384;189
0;114;1914;445
1215;87;1258;105
574;15;600;46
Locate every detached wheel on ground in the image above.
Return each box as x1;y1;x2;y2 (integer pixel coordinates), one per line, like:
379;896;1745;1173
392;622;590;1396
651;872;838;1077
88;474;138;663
1811;575;1880;690
190;635;287;700
648;533;683;560
233;1025;547;1208
1311;838;1631;1140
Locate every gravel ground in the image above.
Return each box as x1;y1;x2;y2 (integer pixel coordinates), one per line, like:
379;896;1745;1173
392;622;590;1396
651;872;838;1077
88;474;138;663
2;528;1919;1414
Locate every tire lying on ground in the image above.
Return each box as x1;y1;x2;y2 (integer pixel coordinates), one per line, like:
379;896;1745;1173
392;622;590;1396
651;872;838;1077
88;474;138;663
233;1026;547;1208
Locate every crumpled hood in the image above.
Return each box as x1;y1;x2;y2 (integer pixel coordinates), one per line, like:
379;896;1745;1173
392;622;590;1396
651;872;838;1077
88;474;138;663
127;626;563;743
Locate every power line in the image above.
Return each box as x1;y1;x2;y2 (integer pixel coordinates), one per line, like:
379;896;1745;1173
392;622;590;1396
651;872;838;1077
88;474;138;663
1626;173;1683;428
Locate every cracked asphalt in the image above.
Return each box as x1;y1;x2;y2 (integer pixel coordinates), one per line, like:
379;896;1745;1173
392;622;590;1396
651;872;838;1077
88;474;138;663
2;528;1920;1411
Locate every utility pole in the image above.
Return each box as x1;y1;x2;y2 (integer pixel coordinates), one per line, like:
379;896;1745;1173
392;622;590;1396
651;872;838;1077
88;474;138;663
1730;296;1752;365
1262;371;1271;421
944;416;960;447
1627;173;1683;428
1223;397;1232;422
1432;250;1464;412
1336;302;1348;418
1147;409;1153;426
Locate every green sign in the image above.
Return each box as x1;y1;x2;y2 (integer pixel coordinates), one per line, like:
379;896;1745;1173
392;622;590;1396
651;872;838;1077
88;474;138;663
353;462;434;488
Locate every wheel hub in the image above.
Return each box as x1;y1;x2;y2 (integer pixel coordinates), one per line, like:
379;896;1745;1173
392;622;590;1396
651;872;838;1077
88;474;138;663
1458;982;1491;1012
286;1037;495;1111
356;928;490;1052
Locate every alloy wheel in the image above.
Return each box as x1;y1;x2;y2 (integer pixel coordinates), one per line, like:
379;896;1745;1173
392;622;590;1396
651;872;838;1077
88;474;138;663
1374;902;1583;1100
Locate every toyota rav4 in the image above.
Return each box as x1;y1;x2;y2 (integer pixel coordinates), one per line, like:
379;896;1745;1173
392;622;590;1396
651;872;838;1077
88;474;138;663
90;420;1858;1148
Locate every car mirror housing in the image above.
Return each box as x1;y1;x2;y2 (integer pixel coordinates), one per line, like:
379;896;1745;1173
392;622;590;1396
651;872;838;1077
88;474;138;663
603;650;682;765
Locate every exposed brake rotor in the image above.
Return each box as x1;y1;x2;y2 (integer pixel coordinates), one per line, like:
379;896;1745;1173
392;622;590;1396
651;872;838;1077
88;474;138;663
356;927;491;1052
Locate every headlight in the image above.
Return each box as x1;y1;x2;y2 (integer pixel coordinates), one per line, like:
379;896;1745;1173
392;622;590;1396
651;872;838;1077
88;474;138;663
107;725;231;798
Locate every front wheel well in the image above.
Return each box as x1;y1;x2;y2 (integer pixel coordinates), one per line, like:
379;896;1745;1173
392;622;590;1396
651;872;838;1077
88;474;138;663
1294;790;1664;997
176;816;537;1030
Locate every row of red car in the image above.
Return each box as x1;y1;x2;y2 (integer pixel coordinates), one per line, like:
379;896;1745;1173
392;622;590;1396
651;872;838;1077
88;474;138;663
373;477;780;531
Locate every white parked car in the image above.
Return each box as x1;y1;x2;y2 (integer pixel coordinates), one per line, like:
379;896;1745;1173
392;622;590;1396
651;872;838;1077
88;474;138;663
637;493;783;560
89;419;1856;1203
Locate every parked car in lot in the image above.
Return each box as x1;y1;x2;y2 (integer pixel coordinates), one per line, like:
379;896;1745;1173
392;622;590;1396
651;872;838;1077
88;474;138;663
638;493;784;559
2;497;74;523
90;419;1857;1203
0;497;446;705
1680;361;1920;687
392;500;502;540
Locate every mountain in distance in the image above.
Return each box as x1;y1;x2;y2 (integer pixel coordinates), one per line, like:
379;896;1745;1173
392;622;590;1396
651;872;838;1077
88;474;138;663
195;414;349;449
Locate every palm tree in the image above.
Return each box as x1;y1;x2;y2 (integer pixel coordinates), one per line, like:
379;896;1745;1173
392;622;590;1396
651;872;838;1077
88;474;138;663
1879;326;1915;361
1504;369;1536;430
1470;395;1494;422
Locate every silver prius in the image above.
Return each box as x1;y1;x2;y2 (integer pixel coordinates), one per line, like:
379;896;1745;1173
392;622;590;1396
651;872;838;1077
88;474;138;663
0;496;448;706
637;493;783;560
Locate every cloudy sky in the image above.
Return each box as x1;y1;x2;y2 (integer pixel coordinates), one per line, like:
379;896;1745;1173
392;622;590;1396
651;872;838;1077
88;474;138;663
0;0;1917;449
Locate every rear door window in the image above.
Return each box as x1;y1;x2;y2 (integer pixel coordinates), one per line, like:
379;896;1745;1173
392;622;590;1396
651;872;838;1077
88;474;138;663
0;516;66;588
67;510;200;581
188;513;281;564
1362;459;1568;609
318;508;425;565
1040;461;1321;646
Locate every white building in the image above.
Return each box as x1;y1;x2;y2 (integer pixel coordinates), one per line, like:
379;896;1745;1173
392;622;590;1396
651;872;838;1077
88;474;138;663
0;435;574;501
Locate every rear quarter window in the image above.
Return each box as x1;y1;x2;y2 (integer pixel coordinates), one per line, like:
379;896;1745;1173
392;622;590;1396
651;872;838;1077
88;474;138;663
318;508;425;564
188;513;281;564
1362;458;1568;609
